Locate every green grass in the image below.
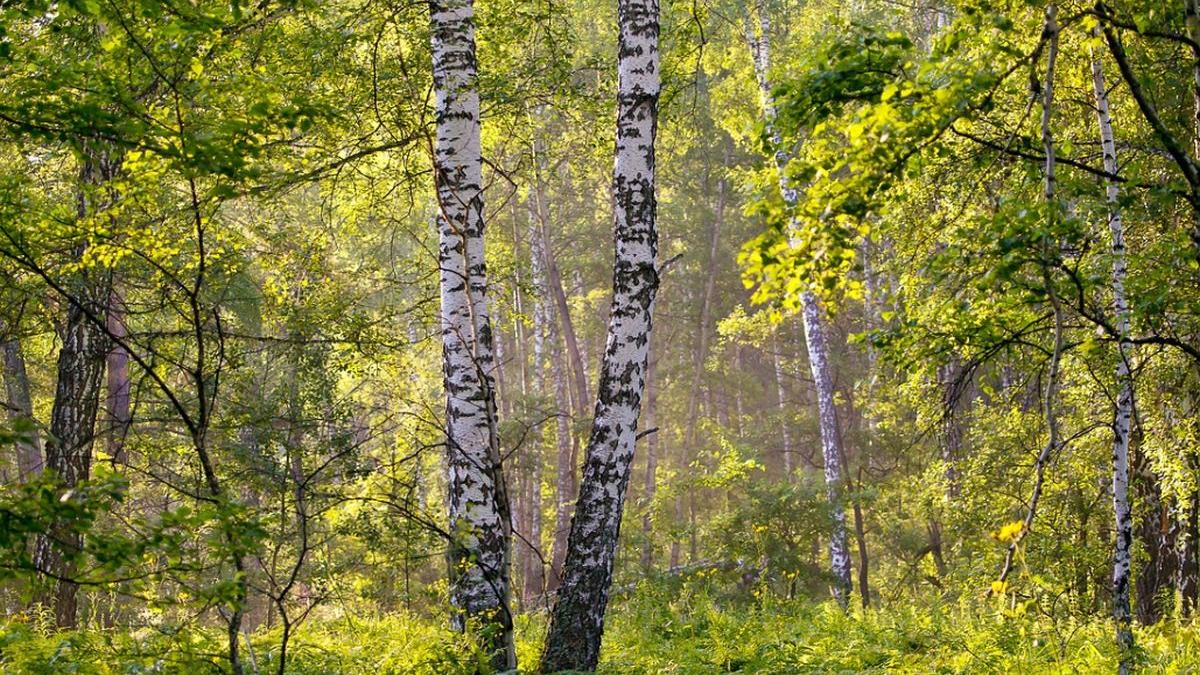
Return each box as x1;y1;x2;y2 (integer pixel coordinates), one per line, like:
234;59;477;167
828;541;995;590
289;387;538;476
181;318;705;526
4;587;1200;673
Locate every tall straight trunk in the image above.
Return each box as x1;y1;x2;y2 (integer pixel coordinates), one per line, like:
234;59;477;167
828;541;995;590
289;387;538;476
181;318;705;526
540;0;660;666
1188;0;1200;161
746;0;851;605
772;334;794;477
1134;459;1174;624
533;160;590;592
429;0;513;667
3;333;41;479
509;221;532;608
34;146;118;629
574;270;595;388
548;323;576;593
640;356;658;572
105;290;131;465
523;202;549;606
1179;476;1200;616
545;253;589;414
1091;43;1135;665
996;2;1063;595
1181;0;1200;617
852;493;869;608
938;359;965;499
682;138;729;449
494;318;511;420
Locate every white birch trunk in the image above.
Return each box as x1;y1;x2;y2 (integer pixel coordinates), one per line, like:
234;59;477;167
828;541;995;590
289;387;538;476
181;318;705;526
1091;42;1135;667
524;202;549;604
541;0;660;666
429;0;513;666
746;0;851;605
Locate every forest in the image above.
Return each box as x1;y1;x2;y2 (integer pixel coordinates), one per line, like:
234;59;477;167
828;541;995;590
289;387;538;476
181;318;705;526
0;0;1198;672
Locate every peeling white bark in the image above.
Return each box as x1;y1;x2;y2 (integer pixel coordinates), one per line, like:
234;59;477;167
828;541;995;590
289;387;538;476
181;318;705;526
541;0;660;667
1091;41;1134;666
429;0;514;667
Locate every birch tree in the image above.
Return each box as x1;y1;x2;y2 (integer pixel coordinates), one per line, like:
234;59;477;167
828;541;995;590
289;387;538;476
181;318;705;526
428;0;514;666
540;0;660;665
744;0;851;606
1090;40;1135;670
523;200;550;605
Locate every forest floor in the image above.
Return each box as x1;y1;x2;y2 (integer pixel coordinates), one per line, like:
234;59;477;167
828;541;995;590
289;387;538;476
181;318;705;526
3;584;1200;673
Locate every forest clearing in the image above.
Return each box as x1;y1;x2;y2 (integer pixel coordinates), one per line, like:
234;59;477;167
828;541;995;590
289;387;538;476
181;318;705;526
0;0;1198;672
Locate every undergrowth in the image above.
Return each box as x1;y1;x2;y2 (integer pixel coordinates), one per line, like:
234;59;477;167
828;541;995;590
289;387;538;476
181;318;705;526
3;584;1199;673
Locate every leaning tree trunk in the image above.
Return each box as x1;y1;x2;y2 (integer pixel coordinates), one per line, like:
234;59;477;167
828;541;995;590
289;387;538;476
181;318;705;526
745;0;851;605
533;144;590;593
33;145;118;629
1090;42;1135;667
428;0;514;668
540;0;660;667
2;331;42;480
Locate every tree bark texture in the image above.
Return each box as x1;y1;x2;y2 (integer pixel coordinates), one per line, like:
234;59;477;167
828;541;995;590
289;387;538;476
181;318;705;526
1090;42;1135;664
429;0;514;666
540;0;660;666
34;144;119;629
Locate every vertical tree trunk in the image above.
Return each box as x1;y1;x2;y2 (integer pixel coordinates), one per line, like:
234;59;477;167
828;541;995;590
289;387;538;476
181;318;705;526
548;323;576;594
682;137;728;450
509;222;532;609
540;0;660;665
545;254;590;415
1179;479;1200;616
772;334;794;478
105;290;131;465
524;202;549;606
938;359;965;499
852;494;869;608
1134;460;1173;624
1090;42;1135;666
1181;0;1200;617
429;0;514;666
533;158;591;593
640;355;658;572
745;0;851;605
2;331;42;480
33;145;118;629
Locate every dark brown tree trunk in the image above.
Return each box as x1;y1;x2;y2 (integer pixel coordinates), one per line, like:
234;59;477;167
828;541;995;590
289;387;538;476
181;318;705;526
1134;456;1175;624
1179;483;1200;616
33;146;119;629
853;498;870;609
